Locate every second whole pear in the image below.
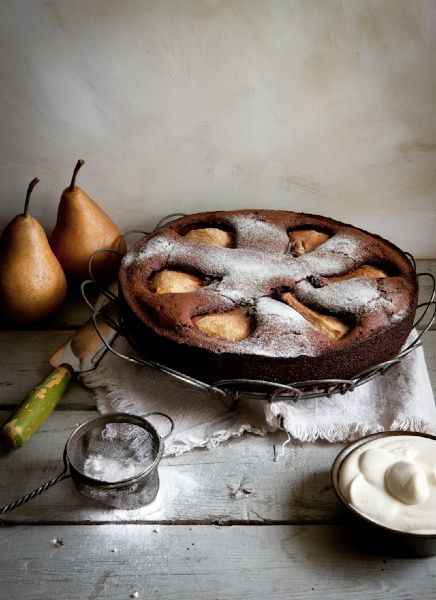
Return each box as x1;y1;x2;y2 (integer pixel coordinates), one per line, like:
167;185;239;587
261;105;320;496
50;160;126;283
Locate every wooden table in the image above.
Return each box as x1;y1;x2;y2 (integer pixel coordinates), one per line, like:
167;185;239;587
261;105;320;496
1;260;435;600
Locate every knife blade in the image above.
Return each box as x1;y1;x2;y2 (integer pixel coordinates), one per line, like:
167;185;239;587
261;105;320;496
0;302;117;449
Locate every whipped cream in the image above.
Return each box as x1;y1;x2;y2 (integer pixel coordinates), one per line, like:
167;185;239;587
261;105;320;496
339;435;436;534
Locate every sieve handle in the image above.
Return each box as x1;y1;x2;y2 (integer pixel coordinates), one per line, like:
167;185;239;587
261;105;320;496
142;412;174;442
0;449;69;516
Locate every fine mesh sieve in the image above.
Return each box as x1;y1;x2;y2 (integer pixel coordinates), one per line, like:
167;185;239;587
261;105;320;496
0;412;174;513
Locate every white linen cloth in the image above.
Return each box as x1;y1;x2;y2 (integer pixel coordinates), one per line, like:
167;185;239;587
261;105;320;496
81;331;436;456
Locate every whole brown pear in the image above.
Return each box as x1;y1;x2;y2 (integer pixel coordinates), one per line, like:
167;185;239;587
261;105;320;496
50;160;126;283
0;178;67;324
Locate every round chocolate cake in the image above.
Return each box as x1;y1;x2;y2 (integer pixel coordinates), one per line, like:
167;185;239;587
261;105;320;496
118;210;418;386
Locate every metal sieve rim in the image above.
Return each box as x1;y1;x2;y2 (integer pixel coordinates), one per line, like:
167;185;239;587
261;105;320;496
65;412;164;487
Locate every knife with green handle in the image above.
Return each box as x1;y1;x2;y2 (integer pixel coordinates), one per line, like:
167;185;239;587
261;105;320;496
1;366;72;448
0;303;116;449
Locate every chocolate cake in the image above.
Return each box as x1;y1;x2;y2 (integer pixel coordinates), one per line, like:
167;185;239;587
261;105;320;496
118;210;418;386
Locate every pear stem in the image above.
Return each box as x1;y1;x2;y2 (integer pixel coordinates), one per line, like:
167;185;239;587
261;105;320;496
23;178;40;217
69;159;85;192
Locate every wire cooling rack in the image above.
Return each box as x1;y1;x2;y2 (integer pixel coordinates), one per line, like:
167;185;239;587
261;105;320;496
81;215;436;404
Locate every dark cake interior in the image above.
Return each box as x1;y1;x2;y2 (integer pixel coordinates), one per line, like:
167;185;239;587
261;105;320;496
118;210;418;386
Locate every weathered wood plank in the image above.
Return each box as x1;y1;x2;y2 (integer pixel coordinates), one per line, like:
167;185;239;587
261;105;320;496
0;289;95;331
1;329;435;408
0;411;344;524
0;330;94;408
0;524;435;600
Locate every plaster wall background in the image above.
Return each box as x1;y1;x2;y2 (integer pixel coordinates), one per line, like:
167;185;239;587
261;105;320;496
1;0;435;256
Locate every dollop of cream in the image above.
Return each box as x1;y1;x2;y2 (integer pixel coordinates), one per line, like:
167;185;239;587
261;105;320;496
385;461;429;505
339;435;436;534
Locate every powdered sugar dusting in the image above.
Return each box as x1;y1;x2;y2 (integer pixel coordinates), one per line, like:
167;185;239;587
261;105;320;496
165;236;304;301
258;297;308;322
297;233;370;277
320;232;366;258
237;297;321;358
136;236;174;262
297;279;390;315
230;214;289;252
83;453;140;482
122;236;174;268
390;308;408;323
121;251;136;268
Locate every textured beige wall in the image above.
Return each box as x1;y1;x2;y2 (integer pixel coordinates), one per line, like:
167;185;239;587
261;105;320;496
1;0;435;256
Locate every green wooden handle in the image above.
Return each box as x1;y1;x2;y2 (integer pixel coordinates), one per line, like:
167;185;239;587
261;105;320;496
0;365;72;449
